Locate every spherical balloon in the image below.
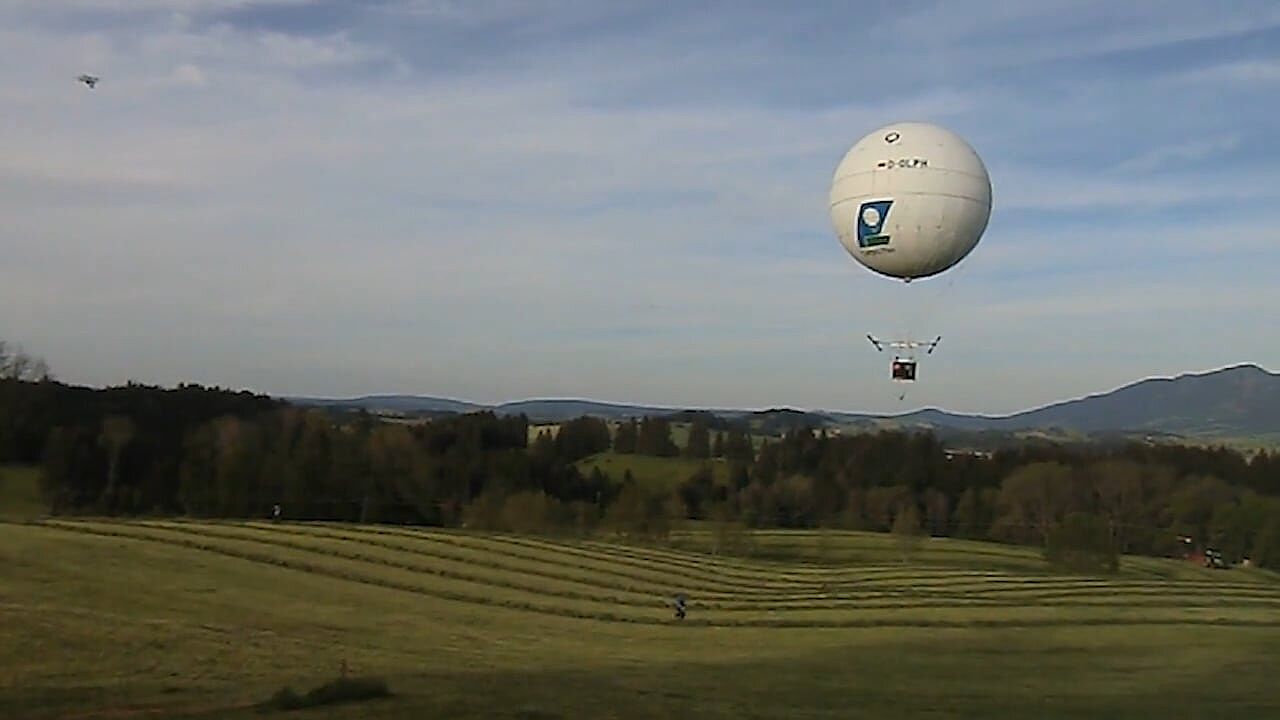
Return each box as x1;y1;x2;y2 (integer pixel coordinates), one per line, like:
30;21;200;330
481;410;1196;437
829;122;992;282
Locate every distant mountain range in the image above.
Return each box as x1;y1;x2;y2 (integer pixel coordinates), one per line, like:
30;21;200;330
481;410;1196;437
293;394;485;416
286;363;1280;441
840;364;1280;436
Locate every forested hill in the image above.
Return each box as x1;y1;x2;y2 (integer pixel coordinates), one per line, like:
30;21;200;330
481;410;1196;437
290;363;1280;438
287;395;681;421
858;364;1280;436
0;379;279;464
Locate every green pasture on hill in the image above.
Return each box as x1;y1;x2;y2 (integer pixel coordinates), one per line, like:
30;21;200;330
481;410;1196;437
576;452;730;490
3;520;1280;719
531;421;773;453
531;421;700;448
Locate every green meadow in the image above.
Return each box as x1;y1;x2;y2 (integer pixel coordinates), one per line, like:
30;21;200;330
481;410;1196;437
575;451;730;490
3;513;1279;719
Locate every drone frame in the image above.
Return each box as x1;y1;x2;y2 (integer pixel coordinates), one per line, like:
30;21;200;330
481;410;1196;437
866;335;941;355
866;334;941;384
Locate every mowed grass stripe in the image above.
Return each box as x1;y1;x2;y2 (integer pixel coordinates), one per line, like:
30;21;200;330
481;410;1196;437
224;522;1059;606
301;521;820;595
299;521;833;592
275;525;1280;608
672;530;1269;583
241;517;1008;602
401;527;849;584
260;522;1280;605
29;521;993;622
445;530;1276;598
777;533;1280;585
984;593;1280;608
235;520;1085;604
85;520;1280;616
552;533;960;579
307;523;840;592
423;526;871;578
672;530;1053;569
158;519;731;602
448;526;1129;590
495;531;1139;585
411;528;1006;585
391;529;1027;590
947;580;1280;599
131;522;979;611
123;520;678;610
665;603;1280;626
43;520;665;621
853;576;1280;597
700;594;1280;612
700;529;1043;556
35;521;1280;630
20;517;1239;625
23;525;1280;623
84;520;1197;612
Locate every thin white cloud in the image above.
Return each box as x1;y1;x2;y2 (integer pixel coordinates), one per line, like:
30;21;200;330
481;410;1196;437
991;165;1279;211
170;63;207;87
873;0;1280;70
6;0;313;11
1112;135;1242;174
1179;59;1280;85
389;0;603;23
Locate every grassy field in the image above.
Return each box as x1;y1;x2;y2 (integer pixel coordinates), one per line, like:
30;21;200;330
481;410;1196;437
4;520;1280;719
576;452;730;490
531;422;773;455
532;421;699;449
1168;434;1280;454
0;464;44;521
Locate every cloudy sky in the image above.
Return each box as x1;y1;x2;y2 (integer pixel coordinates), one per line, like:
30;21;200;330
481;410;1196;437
3;1;1279;415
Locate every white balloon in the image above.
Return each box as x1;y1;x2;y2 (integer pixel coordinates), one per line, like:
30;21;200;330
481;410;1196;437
829;122;992;281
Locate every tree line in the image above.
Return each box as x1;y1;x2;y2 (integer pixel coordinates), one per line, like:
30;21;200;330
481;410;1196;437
5;372;1280;571
717;426;1280;570
0;341;53;384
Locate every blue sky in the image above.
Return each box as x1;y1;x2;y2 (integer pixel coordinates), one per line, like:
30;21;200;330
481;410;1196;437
2;0;1279;415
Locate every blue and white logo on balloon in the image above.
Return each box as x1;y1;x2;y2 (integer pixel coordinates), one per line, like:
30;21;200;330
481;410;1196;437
856;199;893;248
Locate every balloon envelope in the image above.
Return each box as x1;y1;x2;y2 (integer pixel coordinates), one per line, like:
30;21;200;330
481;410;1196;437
829;122;992;281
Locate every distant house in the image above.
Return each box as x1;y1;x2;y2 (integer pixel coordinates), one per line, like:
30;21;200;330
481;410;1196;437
944;449;993;461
